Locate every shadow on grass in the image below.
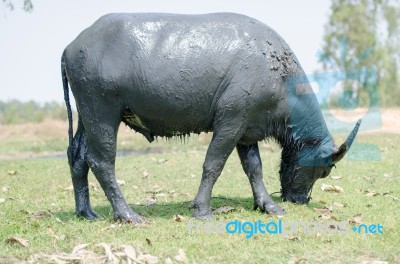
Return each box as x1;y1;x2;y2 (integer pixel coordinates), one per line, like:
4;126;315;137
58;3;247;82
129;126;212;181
54;194;325;223
54;196;252;223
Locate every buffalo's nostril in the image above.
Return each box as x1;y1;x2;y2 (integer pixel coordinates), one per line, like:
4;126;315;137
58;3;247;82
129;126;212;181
282;193;309;204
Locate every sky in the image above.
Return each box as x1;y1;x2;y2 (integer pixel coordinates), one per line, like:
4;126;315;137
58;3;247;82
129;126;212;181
0;0;331;104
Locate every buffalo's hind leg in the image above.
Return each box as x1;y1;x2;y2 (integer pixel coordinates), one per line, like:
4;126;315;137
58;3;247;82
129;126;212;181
68;117;99;220
81;106;144;224
236;143;285;215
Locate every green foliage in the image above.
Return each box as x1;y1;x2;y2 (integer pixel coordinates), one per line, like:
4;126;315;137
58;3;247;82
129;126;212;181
0;100;68;124
2;0;33;12
321;0;400;106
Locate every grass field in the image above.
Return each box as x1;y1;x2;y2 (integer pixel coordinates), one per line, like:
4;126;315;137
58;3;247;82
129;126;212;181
0;118;399;263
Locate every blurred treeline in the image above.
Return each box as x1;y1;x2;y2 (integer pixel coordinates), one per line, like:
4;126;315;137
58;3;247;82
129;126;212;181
320;0;400;108
0;100;68;124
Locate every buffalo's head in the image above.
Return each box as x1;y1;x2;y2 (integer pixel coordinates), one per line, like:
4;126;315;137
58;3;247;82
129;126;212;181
280;120;361;204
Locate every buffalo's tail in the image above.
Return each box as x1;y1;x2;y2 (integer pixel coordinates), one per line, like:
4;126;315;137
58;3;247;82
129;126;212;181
61;50;73;165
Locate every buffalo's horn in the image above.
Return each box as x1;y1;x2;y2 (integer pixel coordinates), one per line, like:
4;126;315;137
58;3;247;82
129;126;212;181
332;119;362;163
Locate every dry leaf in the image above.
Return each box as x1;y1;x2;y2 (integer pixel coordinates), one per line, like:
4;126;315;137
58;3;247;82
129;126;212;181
98;243;118;263
142;171;150;178
175;248;188;263
64;185;74;191
174;214;186;222
321;183;344;193
155;193;169;197
313;207;332;214
332;202;345;208
384;194;399;201
47;227;54;235
2;186;9;193
157;159;168;164
71;243;89;255
328;224;337;230
148;187;164;194
132;185;139;190
318;214;331;220
7;170;17;176
330;175;342;180
357;189;381;196
29;243;158;264
146;238;153;246
101;224;122;231
155;193;168;198
316;214;339;221
213;205;235;214
117;179;126;186
349;213;363;224
0;198;5;204
122;245;137;260
30;210;51;219
287;256;307;264
285;236;301;241
165;257;174;264
137;253;158;264
330;215;339;221
361;260;389;264
366;190;379;197
5;237;29;247
144;197;156;206
0;256;22;263
89;182;98;191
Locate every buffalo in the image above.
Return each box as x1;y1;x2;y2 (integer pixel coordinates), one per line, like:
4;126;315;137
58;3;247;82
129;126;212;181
61;13;360;223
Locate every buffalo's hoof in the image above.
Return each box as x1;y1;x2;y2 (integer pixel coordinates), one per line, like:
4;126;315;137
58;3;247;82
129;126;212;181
192;211;215;220
255;202;285;216
114;212;146;224
189;201;214;219
264;204;285;215
77;208;100;221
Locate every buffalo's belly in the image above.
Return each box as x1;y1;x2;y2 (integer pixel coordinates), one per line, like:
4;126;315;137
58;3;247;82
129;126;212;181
121;88;215;139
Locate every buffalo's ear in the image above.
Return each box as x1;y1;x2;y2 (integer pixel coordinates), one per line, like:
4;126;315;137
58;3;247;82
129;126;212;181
332;119;362;164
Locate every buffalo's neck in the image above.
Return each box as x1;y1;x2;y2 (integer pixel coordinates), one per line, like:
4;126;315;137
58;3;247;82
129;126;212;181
273;76;333;156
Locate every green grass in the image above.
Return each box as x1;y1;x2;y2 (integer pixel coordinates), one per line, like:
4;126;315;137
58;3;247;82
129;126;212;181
0;132;399;263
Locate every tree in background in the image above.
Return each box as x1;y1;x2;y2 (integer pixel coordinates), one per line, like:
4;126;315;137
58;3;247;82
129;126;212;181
2;0;33;12
320;0;400;107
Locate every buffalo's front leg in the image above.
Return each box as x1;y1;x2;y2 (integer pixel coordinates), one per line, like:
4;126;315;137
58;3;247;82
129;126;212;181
236;143;285;215
190;101;247;218
190;132;240;219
